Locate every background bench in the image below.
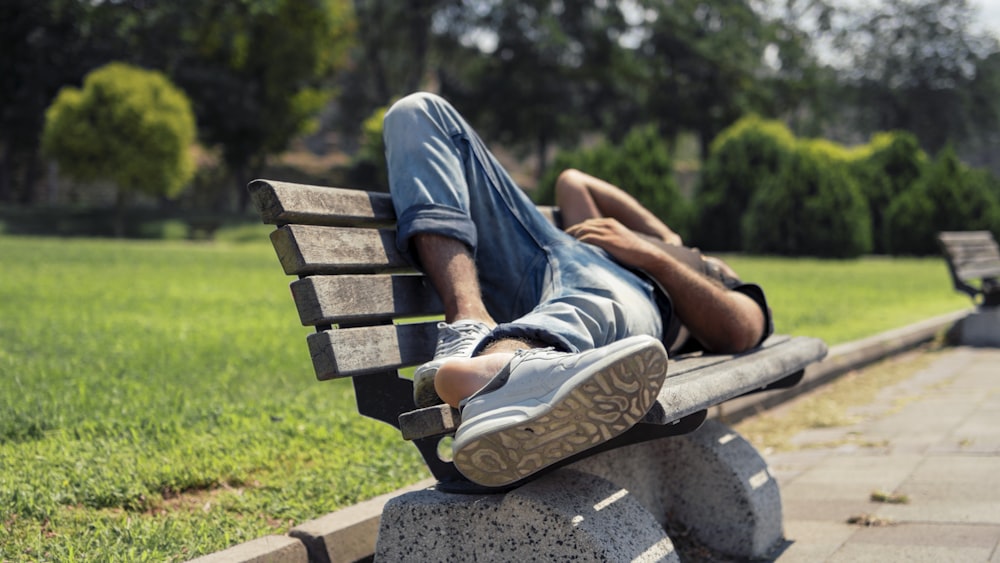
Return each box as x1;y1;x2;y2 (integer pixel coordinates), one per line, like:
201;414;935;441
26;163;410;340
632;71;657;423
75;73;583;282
938;230;1000;347
938;231;1000;307
250;178;829;560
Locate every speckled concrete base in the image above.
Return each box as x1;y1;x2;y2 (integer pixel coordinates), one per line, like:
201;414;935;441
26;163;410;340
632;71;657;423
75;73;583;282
376;420;782;562
948;307;1000;347
575;419;784;559
375;469;679;562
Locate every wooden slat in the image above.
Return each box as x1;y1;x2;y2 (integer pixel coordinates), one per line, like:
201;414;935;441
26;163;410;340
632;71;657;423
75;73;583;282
938;231;997;244
398;335;828;440
954;261;1000;280
643;335;828;425
400;405;459;441
249;179;396;227
938;231;1000;295
291;274;444;326
307;321;438;379
270;224;413;276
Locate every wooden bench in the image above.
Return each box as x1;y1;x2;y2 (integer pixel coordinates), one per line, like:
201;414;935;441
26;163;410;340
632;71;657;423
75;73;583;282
249;178;829;560
938;231;1000;307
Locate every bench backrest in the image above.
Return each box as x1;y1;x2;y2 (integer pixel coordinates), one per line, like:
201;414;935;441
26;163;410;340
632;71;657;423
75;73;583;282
937;231;1000;306
250;179;568;482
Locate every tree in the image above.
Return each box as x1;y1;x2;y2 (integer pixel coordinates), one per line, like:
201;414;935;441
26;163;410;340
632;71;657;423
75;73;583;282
41;63;196;236
0;0;122;204
633;0;819;156
162;0;355;210
833;0;1000;155
437;0;639;177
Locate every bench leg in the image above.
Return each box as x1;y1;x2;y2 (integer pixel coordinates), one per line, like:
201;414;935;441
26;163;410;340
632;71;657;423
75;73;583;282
575;418;784;559
375;469;679;562
947;307;1000;346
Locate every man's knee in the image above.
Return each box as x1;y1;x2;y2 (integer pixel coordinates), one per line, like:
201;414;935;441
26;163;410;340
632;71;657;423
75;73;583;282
383;92;448;132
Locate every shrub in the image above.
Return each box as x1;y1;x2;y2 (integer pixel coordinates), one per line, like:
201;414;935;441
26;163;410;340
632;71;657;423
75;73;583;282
885;146;1000;254
848;131;927;253
693;115;796;251
42;62;197;236
742;141;872;258
539;124;690;235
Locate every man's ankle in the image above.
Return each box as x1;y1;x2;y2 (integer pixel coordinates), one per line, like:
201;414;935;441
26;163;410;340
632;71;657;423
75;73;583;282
435;354;513;408
480;337;547;355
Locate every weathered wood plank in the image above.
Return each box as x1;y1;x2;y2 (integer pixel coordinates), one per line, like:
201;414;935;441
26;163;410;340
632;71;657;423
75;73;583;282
307;322;438;380
270;224;413;276
939;231;998;244
397;335;828;440
249;179;396;227
399;405;459;441
643;335;828;425
291;274;444;326
938;231;1000;303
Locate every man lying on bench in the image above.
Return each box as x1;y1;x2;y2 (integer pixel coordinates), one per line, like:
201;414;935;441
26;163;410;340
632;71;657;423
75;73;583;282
383;92;773;488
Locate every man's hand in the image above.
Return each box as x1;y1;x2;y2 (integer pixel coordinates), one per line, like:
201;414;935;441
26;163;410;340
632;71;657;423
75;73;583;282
565;217;667;271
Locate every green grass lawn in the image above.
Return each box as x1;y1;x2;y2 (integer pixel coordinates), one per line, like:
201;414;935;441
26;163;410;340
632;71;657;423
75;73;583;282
0;234;970;561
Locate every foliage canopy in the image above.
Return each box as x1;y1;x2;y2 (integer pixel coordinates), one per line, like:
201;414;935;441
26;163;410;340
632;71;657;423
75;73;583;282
42;62;196;200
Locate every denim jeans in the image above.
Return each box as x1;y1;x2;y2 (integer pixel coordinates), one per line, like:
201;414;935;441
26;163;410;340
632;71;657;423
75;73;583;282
383;92;662;353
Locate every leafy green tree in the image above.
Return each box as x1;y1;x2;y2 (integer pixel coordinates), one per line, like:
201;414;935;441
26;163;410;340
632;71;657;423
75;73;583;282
42;63;196;236
0;0;122;204
633;0;819;156
833;0;1000;154
162;0;355;210
437;0;638;176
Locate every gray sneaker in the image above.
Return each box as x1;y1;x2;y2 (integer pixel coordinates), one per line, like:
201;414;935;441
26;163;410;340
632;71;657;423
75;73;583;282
413;320;492;408
452;335;667;487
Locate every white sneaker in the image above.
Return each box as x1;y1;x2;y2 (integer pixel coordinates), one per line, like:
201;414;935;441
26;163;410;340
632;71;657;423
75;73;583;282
413;320;492;408
452;335;667;487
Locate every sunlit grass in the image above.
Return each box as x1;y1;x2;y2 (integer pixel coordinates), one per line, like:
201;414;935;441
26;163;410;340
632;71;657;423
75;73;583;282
0;235;427;561
0;235;969;560
721;255;969;344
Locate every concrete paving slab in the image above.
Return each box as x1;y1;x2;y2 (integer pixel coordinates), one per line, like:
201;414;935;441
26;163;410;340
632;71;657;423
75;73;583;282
770;346;1000;561
778;521;857;563
847;522;1000;548
877;501;1000;524
777;454;922;502
828;543;995;563
782;499;873;522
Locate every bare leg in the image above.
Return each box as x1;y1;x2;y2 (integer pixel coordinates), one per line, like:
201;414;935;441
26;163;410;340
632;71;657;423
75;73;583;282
414;233;496;326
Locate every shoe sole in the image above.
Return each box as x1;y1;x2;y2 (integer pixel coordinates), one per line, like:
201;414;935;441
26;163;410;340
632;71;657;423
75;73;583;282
452;338;667;487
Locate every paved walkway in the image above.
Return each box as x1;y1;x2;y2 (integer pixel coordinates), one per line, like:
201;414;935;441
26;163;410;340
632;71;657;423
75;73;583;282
766;346;1000;562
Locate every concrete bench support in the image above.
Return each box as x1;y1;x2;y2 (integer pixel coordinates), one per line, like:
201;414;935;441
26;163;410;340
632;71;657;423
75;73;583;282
947;307;1000;347
376;469;678;562
577;418;783;559
375;420;781;562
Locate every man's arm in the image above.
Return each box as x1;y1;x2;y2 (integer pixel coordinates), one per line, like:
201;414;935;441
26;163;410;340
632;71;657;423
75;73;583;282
556;169;683;246
566;218;765;354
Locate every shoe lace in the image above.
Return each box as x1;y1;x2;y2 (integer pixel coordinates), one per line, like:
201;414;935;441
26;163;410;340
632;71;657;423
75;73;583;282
435;322;488;358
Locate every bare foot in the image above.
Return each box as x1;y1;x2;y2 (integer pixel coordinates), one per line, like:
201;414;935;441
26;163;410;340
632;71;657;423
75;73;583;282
435;353;513;408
